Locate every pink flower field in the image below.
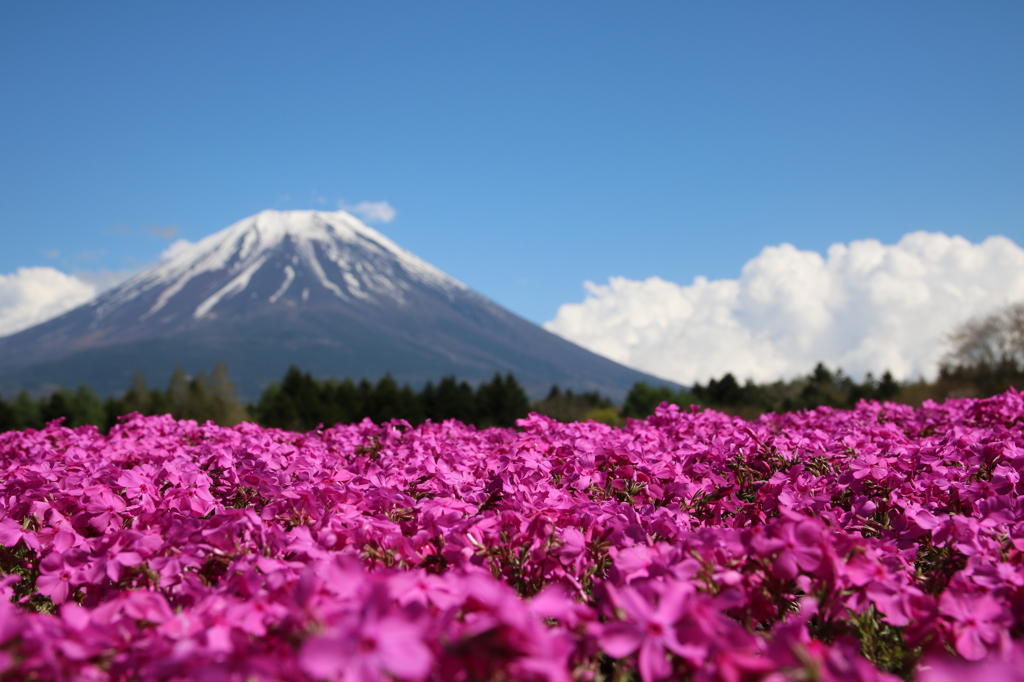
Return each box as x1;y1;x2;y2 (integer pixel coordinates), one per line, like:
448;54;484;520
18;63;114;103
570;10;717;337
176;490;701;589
2;391;1024;681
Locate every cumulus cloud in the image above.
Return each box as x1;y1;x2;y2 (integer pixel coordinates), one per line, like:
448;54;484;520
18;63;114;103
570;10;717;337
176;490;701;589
544;233;1024;385
339;200;397;224
0;237;209;339
0;267;99;338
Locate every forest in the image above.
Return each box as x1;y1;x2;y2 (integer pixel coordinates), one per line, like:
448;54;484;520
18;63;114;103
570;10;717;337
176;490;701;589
0;301;1021;432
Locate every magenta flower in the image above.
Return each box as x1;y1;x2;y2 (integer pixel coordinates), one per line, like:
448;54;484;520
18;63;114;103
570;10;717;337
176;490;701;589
919;641;1024;682
36;551;79;604
116;468;159;511
849;453;896;481
0;387;1023;680
599;583;706;682
751;519;823;581
939;591;1011;661
0;517;39;551
300;585;431;682
83;487;128;532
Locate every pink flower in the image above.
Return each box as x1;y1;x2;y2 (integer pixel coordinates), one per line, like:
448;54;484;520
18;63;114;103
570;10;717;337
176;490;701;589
939;590;1011;661
0;517;39;551
116;468;159;511
300;585;432;682
919;640;1024;682
36;551;79;604
599;583;706;682
750;519;823;581
83;487;127;532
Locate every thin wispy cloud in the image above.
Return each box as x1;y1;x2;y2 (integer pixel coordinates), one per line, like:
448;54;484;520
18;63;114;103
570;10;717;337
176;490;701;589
146;225;179;240
545;232;1024;385
338;200;397;224
73;268;135;292
74;249;106;263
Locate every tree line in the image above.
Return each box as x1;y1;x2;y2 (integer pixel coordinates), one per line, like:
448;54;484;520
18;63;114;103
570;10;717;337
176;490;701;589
0;364;536;433
255;368;531;431
0;361;914;433
0;362;248;433
622;363;902;420
1;301;1021;432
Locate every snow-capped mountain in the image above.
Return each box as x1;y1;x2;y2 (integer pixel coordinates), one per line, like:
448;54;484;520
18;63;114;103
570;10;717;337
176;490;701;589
99;210;472;328
0;210;670;400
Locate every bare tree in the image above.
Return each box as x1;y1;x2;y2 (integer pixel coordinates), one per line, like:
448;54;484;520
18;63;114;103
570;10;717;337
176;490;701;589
942;301;1024;373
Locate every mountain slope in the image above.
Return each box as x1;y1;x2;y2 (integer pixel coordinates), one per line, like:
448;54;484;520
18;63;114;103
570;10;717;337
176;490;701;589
0;210;673;400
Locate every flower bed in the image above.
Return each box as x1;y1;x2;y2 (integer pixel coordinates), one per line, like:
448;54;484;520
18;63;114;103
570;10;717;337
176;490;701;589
1;391;1023;680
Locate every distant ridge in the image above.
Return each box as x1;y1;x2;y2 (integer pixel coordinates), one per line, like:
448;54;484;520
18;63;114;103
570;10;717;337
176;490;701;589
0;210;675;401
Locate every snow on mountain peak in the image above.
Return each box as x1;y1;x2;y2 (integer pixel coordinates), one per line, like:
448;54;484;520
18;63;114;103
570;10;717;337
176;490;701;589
96;209;469;322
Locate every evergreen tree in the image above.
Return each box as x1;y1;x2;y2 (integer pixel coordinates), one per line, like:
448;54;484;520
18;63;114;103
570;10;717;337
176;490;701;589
70;385;105;427
623;382;696;419
210;361;248;425
704;373;744;406
40;389;74;425
475;373;529;427
11;391;42;430
183;371;213;422
0;394;15;432
167;366;189;417
877;371;900;400
123;372;152;414
365;373;401;424
429;377;477;424
256;366;318;430
532;384;616;423
326;378;360;425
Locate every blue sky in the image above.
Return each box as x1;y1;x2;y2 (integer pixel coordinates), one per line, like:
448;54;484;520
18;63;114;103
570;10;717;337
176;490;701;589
2;2;1023;381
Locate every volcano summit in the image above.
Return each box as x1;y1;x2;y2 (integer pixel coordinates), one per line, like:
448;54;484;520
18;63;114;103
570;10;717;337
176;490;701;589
0;210;668;400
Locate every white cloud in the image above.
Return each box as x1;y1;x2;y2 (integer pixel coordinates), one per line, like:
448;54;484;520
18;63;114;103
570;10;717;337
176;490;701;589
0;267;99;338
158;238;195;263
544;233;1024;385
339;200;397;224
0;238;206;339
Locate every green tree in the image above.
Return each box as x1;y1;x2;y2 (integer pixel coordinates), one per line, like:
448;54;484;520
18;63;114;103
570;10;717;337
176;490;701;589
876;371;900;401
256;366;321;431
167;366;189;417
183;371;214;422
475;373;529;427
325;378;360;425
70;385;105;427
122;372;153;414
11;391;42;429
209;361;248;425
427;376;477;424
582;406;624;427
702;373;744;406
40;389;74;425
532;384;616;423
365;374;402;424
622;382;696;419
0;394;15;432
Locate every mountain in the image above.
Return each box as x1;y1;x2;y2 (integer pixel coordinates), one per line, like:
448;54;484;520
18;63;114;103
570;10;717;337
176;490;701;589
0;210;673;401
